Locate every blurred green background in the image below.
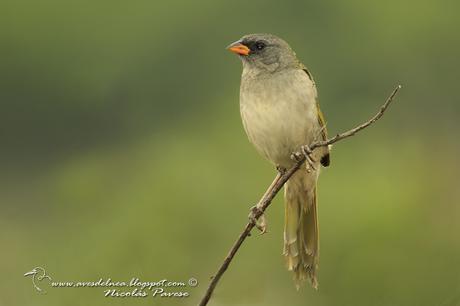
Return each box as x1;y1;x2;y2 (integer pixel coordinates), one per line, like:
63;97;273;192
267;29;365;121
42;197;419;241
1;0;460;305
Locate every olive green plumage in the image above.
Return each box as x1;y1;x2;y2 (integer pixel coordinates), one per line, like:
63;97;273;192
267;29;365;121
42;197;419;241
229;33;330;289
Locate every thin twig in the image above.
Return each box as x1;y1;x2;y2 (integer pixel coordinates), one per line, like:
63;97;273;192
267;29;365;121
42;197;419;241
198;85;402;306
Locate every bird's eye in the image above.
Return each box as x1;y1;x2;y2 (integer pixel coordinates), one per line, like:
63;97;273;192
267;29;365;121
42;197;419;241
255;41;266;50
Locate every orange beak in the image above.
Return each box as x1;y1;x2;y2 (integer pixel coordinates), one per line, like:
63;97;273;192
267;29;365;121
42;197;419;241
227;41;250;56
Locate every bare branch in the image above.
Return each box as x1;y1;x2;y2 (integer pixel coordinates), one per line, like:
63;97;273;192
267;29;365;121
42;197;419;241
198;85;402;306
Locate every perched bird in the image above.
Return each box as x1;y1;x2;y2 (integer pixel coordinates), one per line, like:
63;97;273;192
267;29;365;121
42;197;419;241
227;33;330;289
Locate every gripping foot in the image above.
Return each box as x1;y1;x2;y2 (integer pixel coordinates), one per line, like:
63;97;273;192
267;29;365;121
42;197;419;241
248;205;268;235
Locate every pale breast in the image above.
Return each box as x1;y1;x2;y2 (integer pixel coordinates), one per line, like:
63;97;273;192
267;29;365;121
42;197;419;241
240;69;320;167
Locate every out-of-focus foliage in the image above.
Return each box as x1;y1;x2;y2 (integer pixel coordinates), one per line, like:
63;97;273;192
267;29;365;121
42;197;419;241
1;0;459;305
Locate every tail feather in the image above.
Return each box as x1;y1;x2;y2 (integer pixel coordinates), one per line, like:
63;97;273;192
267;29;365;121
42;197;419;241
284;170;319;289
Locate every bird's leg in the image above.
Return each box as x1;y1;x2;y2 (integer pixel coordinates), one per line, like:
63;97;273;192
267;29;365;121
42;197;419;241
291;146;316;173
301;145;316;173
290;152;302;162
248;205;268;234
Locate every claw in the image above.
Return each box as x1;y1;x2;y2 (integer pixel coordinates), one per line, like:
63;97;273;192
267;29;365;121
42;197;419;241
301;145;316;172
290;152;302;162
248;205;268;234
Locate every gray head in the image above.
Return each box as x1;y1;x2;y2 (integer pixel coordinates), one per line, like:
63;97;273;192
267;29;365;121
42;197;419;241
227;33;300;73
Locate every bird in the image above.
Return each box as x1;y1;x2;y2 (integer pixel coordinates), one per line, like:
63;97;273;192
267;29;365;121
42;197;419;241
227;33;330;289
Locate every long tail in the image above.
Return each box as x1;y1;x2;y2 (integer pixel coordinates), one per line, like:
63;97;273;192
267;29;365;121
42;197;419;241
284;170;319;289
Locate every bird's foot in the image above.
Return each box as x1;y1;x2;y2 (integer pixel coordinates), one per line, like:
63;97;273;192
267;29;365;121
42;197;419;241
301;145;316;173
248;205;268;235
290;152;302;162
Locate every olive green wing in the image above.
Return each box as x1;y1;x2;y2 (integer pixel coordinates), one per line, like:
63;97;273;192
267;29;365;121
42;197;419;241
303;68;330;167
